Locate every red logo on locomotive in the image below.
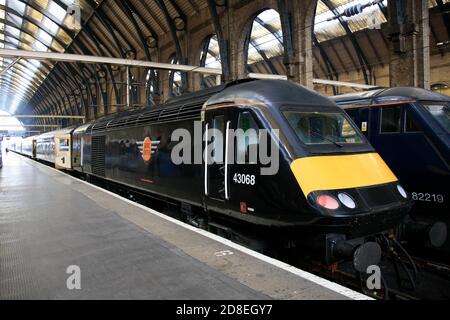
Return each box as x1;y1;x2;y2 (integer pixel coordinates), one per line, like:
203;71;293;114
142;137;152;162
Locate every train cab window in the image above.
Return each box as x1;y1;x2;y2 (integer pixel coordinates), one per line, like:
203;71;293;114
380;106;401;133
424;104;450;133
283;111;363;145
236;112;259;164
404;108;423;133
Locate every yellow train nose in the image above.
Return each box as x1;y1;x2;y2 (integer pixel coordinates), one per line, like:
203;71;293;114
290;152;398;197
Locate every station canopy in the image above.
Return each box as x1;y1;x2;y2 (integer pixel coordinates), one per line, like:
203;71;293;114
0;0;449;115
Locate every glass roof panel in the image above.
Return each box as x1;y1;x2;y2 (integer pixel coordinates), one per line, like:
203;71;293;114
5;35;19;46
204;35;221;69
48;1;67;23
28;7;44;22
42;16;59;35
0;0;85;113
37;29;53;45
6;25;21;38
247;9;284;65
9;1;25;15
7;12;23;27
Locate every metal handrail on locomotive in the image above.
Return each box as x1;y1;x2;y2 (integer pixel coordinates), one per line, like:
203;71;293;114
10;80;413;272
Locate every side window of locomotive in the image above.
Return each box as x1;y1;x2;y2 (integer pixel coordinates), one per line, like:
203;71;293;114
380;106;401;133
404;108;423;133
212;115;224;163
236;111;259;164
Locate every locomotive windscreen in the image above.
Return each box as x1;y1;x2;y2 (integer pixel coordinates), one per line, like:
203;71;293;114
423;104;450;133
283;111;363;146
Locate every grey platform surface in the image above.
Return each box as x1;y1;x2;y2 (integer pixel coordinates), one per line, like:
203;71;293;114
0;152;355;300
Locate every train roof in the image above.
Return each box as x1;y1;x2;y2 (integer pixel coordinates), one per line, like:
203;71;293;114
73;123;92;134
205;79;336;109
86;79;336;134
331;87;450;104
37;127;75;139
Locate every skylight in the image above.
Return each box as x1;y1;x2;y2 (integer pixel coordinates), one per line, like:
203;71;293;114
247;9;284;65
204;35;221;69
48;2;67;23
0;110;25;132
0;0;83;114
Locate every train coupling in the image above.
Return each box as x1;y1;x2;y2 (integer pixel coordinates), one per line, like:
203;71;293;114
325;234;382;272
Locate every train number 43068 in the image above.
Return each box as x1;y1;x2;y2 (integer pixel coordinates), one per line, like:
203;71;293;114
233;173;256;186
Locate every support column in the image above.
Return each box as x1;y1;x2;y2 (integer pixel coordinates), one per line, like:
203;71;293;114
226;2;242;81
386;0;430;89
279;0;315;89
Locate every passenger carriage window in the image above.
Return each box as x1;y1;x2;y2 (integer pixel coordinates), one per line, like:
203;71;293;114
404;108;422;132
236;112;259;164
380;106;401;133
59;138;70;152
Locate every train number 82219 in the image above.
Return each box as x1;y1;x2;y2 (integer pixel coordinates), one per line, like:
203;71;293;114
411;192;444;203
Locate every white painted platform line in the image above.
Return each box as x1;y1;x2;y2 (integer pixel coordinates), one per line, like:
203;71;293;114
16;153;373;300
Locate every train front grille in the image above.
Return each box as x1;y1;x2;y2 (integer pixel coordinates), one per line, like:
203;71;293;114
358;184;399;208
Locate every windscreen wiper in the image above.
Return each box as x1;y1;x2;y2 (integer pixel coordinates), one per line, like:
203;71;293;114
309;130;343;148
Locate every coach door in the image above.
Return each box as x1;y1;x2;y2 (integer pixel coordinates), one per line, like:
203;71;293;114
204;108;232;210
55;134;71;170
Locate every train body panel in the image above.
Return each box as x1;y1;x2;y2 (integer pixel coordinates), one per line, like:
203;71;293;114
21;136;36;158
54;128;75;170
36;132;56;164
7;137;23;153
72;123;90;172
29;128;76;168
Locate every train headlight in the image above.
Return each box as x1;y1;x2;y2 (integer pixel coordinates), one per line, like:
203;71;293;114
316;195;340;210
397;185;408;199
338;193;356;209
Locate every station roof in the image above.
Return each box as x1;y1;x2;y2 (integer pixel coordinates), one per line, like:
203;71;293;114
0;0;449;116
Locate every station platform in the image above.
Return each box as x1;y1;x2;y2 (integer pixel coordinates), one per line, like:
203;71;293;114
0;152;369;300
